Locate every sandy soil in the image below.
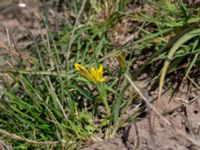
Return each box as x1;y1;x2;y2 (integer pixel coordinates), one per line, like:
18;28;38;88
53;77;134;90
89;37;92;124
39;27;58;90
82;85;200;150
1;1;200;150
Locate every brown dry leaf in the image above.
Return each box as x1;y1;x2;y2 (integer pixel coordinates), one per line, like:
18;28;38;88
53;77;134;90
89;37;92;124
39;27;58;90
109;20;138;46
98;1;115;23
118;33;138;45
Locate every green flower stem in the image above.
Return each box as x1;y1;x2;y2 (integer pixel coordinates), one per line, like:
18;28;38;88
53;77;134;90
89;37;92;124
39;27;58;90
96;83;110;115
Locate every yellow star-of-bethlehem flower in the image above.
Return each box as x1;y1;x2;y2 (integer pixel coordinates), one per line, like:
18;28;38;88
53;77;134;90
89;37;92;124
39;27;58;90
74;63;105;83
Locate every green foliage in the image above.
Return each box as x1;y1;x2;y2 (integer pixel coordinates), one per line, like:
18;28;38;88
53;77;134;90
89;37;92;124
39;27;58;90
0;0;200;149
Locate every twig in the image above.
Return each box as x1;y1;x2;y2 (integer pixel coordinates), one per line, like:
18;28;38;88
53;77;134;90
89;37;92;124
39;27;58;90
187;75;200;90
124;73;200;147
145;92;156;149
162;96;200;116
0;41;35;64
124;73;170;125
175;128;200;147
0;129;59;145
47;77;69;121
66;0;87;60
0;66;74;78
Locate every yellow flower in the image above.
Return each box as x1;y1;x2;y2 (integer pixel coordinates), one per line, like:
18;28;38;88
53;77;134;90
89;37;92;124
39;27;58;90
74;63;105;83
116;51;127;70
90;64;105;82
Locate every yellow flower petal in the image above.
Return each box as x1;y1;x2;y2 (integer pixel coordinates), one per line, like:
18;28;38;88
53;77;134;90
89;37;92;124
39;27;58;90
75;63;105;83
90;67;96;76
90;65;105;82
98;65;103;75
75;63;88;76
74;63;95;82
